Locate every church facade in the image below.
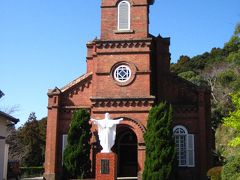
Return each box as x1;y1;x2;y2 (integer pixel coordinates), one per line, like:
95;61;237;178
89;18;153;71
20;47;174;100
44;0;213;179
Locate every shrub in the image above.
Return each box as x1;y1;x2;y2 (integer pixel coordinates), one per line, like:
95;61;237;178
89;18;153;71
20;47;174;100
63;109;92;179
222;154;240;180
207;166;222;180
20;167;44;178
8;161;20;179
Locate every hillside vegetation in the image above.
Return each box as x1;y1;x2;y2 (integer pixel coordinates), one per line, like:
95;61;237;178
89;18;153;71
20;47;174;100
171;23;240;130
171;23;240;177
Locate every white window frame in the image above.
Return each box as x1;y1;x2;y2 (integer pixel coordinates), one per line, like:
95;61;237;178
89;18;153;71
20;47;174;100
114;65;132;83
62;134;68;165
187;134;195;167
118;1;131;31
173;125;195;167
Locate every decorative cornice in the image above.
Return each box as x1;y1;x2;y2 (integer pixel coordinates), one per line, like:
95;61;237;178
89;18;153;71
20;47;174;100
173;105;198;113
95;39;152;50
97;41;151;49
91;97;155;108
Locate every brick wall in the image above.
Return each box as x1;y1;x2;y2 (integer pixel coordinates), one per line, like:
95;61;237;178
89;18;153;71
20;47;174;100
44;0;212;179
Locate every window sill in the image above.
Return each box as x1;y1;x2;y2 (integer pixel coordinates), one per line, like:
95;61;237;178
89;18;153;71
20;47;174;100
178;165;195;168
114;30;134;34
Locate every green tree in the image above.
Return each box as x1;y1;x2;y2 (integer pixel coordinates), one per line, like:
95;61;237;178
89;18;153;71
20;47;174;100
223;91;240;147
7;114;47;166
143;102;176;180
224;23;240;54
38;117;47;164
178;70;205;86
63;109;92;179
19;112;45;166
6;127;26;163
178;71;197;81
170;55;191;74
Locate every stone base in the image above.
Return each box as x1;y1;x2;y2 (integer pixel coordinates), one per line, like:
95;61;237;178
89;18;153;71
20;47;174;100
96;153;117;180
43;173;56;180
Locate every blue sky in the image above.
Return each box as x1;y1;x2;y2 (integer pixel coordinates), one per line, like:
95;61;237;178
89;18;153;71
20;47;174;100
0;0;239;127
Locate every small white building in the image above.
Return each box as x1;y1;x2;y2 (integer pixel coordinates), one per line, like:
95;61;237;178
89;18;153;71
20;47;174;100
0;111;18;180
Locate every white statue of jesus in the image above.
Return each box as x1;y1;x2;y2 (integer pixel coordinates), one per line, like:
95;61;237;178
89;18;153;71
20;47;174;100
91;113;123;153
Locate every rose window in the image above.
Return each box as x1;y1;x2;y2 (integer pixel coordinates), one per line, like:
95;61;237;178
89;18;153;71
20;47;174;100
114;65;132;83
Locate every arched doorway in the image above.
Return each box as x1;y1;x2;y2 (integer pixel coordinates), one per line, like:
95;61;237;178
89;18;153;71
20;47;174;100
115;127;138;178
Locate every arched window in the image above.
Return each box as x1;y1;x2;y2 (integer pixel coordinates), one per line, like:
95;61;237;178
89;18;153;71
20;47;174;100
173;126;195;167
118;1;130;30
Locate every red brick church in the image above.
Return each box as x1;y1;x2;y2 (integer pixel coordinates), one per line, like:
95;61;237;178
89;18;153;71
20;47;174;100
44;0;213;179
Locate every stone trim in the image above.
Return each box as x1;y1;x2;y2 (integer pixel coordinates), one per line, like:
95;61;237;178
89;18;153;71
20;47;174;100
114;30;135;34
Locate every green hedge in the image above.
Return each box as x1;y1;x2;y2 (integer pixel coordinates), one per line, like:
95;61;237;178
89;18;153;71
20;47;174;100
20;167;44;178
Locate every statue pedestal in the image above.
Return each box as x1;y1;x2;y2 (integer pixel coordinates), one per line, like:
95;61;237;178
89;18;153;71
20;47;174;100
96;153;117;180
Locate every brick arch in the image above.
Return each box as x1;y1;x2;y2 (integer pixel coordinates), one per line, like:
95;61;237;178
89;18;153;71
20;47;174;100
116;117;146;144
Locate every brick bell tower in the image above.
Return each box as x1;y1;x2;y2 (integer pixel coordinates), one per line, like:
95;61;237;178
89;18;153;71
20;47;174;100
88;0;157;98
86;0;171;178
45;0;213;179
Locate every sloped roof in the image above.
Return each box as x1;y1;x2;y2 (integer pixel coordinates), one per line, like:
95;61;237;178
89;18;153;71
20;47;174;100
60;72;93;92
169;73;210;92
0;111;19;124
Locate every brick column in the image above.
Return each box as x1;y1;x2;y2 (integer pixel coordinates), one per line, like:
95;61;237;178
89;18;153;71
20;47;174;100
44;88;61;180
198;89;208;180
137;145;146;180
96;153;117;180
